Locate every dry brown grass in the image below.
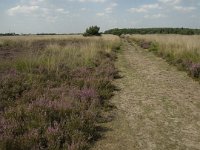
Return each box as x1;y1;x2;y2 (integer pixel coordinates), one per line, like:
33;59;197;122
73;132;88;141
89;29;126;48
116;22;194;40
0;35;120;71
129;34;200;62
127;34;200;80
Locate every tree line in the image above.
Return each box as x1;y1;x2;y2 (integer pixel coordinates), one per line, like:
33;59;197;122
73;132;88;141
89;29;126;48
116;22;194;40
0;33;19;36
1;27;200;36
104;28;200;36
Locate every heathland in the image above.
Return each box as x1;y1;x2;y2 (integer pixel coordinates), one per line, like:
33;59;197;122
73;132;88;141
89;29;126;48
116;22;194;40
0;33;200;150
0;35;120;149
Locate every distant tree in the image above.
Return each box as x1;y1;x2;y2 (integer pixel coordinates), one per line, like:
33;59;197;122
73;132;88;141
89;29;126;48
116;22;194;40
83;26;101;36
104;28;200;35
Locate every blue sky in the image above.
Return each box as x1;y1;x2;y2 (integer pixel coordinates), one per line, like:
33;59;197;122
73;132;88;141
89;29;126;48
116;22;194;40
0;0;200;33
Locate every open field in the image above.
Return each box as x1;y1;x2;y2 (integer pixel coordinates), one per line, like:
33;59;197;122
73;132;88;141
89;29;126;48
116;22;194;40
127;34;200;80
1;0;200;149
1;34;200;150
0;35;121;149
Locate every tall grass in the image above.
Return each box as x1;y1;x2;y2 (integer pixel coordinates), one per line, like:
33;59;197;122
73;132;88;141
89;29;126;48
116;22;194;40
128;34;200;80
0;35;121;149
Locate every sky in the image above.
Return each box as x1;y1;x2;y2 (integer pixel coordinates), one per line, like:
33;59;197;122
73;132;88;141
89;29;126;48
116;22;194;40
0;0;200;33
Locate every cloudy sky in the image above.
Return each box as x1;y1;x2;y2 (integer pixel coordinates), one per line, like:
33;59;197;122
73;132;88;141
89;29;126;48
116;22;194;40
0;0;200;33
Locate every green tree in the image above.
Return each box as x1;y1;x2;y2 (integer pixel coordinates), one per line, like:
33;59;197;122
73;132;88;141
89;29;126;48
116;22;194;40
83;26;101;36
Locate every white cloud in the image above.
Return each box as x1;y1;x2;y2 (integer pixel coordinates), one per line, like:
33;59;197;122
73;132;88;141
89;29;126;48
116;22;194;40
81;8;87;11
40;7;49;15
7;5;39;16
30;0;46;5
158;0;181;5
128;7;147;13
79;0;106;2
144;13;167;19
56;8;64;12
110;2;118;7
128;3;160;13
105;7;112;13
45;16;58;23
96;2;117;17
105;2;118;13
143;4;160;9
174;6;196;12
96;12;105;16
7;3;69;23
56;8;69;14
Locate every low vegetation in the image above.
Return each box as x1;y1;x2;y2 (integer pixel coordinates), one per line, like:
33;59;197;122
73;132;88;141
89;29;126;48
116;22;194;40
0;35;121;149
127;34;200;81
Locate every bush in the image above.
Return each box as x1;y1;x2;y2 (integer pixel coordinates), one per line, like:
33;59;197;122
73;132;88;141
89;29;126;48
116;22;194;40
189;63;200;78
83;26;101;37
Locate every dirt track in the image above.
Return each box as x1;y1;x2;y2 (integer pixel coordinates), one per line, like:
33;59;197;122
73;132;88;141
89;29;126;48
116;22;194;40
92;39;200;150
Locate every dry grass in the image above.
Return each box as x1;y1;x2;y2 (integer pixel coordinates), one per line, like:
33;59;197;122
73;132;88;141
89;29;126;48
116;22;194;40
128;34;200;79
0;35;120;49
129;34;200;61
0;35;120;71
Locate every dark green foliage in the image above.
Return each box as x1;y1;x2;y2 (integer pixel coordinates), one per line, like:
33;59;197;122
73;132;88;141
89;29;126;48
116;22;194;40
0;33;19;36
105;28;200;35
83;26;101;36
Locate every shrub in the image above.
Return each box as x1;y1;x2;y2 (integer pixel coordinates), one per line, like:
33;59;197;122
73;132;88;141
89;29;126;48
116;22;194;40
83;26;101;37
140;40;151;49
189;63;200;78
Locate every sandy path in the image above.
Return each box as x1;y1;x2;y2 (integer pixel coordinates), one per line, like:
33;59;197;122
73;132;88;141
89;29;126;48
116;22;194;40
92;39;200;150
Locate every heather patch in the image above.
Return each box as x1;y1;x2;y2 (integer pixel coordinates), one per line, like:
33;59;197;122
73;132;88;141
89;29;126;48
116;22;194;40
0;35;121;149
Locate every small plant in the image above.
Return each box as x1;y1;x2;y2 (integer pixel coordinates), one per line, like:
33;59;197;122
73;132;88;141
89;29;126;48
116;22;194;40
140;40;151;49
189;63;200;78
83;26;101;37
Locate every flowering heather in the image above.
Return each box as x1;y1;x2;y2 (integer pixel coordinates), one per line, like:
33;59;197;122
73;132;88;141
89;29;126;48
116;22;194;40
182;60;193;69
0;116;18;141
0;35;120;149
96;61;117;79
71;67;93;78
24;129;39;139
0;116;10;140
29;97;72;111
189;63;200;78
0;73;30;110
69;88;98;101
46;121;60;135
